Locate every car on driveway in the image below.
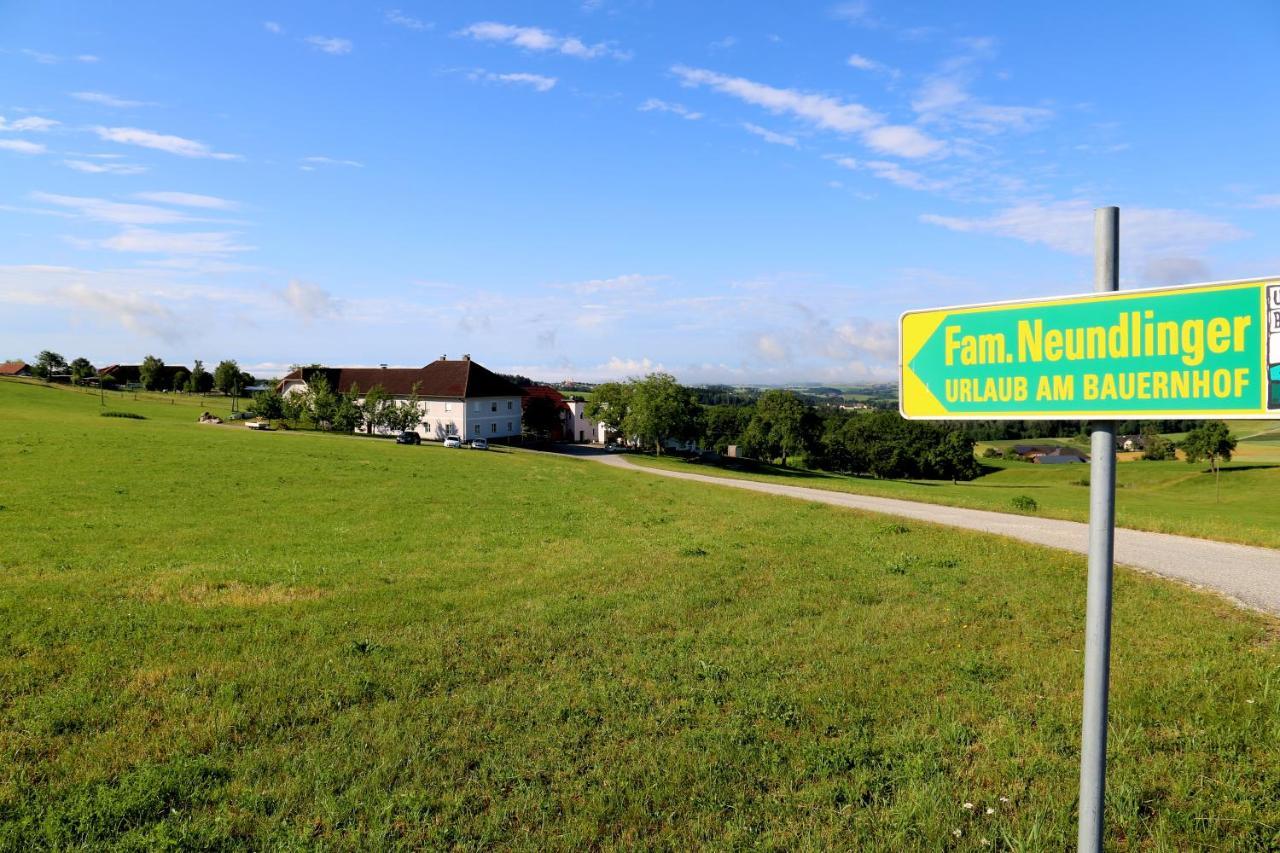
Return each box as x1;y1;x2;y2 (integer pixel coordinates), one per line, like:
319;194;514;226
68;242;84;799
471;438;488;450
443;435;462;448
395;431;421;445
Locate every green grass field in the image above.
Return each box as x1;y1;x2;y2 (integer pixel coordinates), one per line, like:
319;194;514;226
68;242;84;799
627;432;1280;549
3;379;1280;849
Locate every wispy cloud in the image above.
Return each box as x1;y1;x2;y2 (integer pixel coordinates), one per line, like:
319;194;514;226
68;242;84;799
1242;194;1280;209
305;36;353;55
63;159;147;175
558;273;669;295
20;48;99;65
831;156;948;191
709;35;737;50
0;139;47;155
300;155;364;170
912;38;1051;133
264;21;283;35
638;98;702;120
71;91;153;109
31;191;198;225
743;122;798;147
459;22;629;60
470;71;558;92
134;191;238;210
92;126;241;160
671;64;944;158
279;279;338;321
96;228;253;255
921;201;1245;257
386;10;431;31
847;53;899;78
0;116;59;131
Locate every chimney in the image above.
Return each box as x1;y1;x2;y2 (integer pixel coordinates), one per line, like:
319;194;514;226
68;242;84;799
462;353;471;361
380;363;388;369
440;353;447;361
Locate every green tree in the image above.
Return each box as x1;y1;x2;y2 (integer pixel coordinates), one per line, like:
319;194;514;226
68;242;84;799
302;373;338;429
930;429;980;484
252;389;286;421
213;360;241;397
68;357;95;385
1140;425;1175;461
522;395;562;441
360;384;389;434
741;390;815;466
702;404;752;454
382;385;423;434
624;373;701;455
139;354;166;391
332;389;363;433
171;370;189;393
187;360;212;393
584;382;632;437
1181;420;1237;501
32;350;67;381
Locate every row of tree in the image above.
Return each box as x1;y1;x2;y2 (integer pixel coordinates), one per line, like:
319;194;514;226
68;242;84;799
582;375;981;481
27;351;256;396
251;375;423;435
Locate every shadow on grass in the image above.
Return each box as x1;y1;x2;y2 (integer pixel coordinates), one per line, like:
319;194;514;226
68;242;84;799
1211;464;1280;474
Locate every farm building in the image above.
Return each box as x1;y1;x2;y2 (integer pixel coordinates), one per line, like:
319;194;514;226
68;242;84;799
0;361;31;377
278;356;524;441
1011;445;1090;464
97;363;192;388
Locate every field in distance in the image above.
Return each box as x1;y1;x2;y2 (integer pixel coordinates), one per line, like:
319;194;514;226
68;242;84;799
629;425;1280;549
1;379;1279;848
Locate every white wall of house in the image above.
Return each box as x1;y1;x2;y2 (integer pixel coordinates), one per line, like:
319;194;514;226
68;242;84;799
563;400;607;443
462;396;523;441
281;381;522;441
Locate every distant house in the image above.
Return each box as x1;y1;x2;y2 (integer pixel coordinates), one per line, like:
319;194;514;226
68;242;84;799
278;356;524;441
1116;434;1146;452
520;385;607;443
98;363;192;389
0;361;31;377
1012;444;1089;464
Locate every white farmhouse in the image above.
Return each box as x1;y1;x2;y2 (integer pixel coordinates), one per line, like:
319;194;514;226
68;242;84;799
563;397;609;444
278;356;524;441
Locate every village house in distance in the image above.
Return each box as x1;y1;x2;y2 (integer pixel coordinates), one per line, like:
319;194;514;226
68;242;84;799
278;355;526;441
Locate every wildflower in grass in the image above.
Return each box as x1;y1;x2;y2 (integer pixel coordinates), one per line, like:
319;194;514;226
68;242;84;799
963;802;974;810
980;839;992;847
998;796;1010;803
986;807;995;815
1246;699;1255;704
953;828;962;837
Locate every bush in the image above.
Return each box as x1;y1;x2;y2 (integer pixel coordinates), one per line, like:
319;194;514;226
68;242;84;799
100;411;146;420
981;447;1002;458
1009;495;1038;512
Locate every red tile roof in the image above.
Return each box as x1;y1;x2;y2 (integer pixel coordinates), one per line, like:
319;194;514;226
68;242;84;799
522;384;570;412
0;361;29;376
279;358;523;399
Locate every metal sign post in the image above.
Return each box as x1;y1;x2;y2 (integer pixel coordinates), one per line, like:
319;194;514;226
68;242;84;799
1077;206;1118;851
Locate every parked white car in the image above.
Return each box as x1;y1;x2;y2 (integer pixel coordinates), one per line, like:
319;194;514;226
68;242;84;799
443;435;462;448
471;438;489;450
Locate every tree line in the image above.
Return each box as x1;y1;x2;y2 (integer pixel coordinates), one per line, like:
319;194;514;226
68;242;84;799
585;374;981;481
250;374;423;435
26;351;255;396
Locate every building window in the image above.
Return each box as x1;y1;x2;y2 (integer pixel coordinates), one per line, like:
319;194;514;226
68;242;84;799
491;423;497;433
474;424;480;434
472;401;480;413
507;421;512;431
507;400;513;410
444;402;452;413
423;403;430;414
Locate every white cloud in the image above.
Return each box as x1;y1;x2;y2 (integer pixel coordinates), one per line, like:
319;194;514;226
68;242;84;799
0;139;46;155
71;91;153;108
831;156;948;191
472;71;557;92
30;191;197;225
560;273;668;295
134;191;238;210
638;98;702;120
386;10;430;30
264;21;283;34
0;116;59;131
459;21;629;60
847;53;898;77
911;40;1052;134
754;333;790;361
921;201;1246;257
742;123;797;147
306;36;353;55
671;64;944;158
830;1;876;25
96;228;253;255
63;159;148;175
1243;194;1280;209
20;49;60;64
596;356;665;377
300;155;364;170
709;36;737;50
78;55;99;63
280;279;338;321
93;126;241;160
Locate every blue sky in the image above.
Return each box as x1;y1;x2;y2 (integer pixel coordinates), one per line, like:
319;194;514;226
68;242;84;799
2;1;1278;383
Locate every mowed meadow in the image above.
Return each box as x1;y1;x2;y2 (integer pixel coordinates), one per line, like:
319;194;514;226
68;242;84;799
2;379;1280;849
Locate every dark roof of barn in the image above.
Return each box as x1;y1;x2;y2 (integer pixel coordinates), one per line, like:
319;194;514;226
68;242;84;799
279;358;522;399
0;361;29;376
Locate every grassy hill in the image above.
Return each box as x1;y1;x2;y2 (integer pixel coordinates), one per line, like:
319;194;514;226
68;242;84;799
630;430;1280;549
2;379;1280;848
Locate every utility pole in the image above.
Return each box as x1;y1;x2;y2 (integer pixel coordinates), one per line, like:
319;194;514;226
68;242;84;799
1078;206;1118;852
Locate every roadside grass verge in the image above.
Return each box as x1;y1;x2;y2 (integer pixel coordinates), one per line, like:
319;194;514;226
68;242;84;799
624;449;1280;549
2;380;1280;848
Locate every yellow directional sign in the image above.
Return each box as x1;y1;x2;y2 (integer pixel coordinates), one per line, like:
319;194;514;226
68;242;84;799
900;277;1280;420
